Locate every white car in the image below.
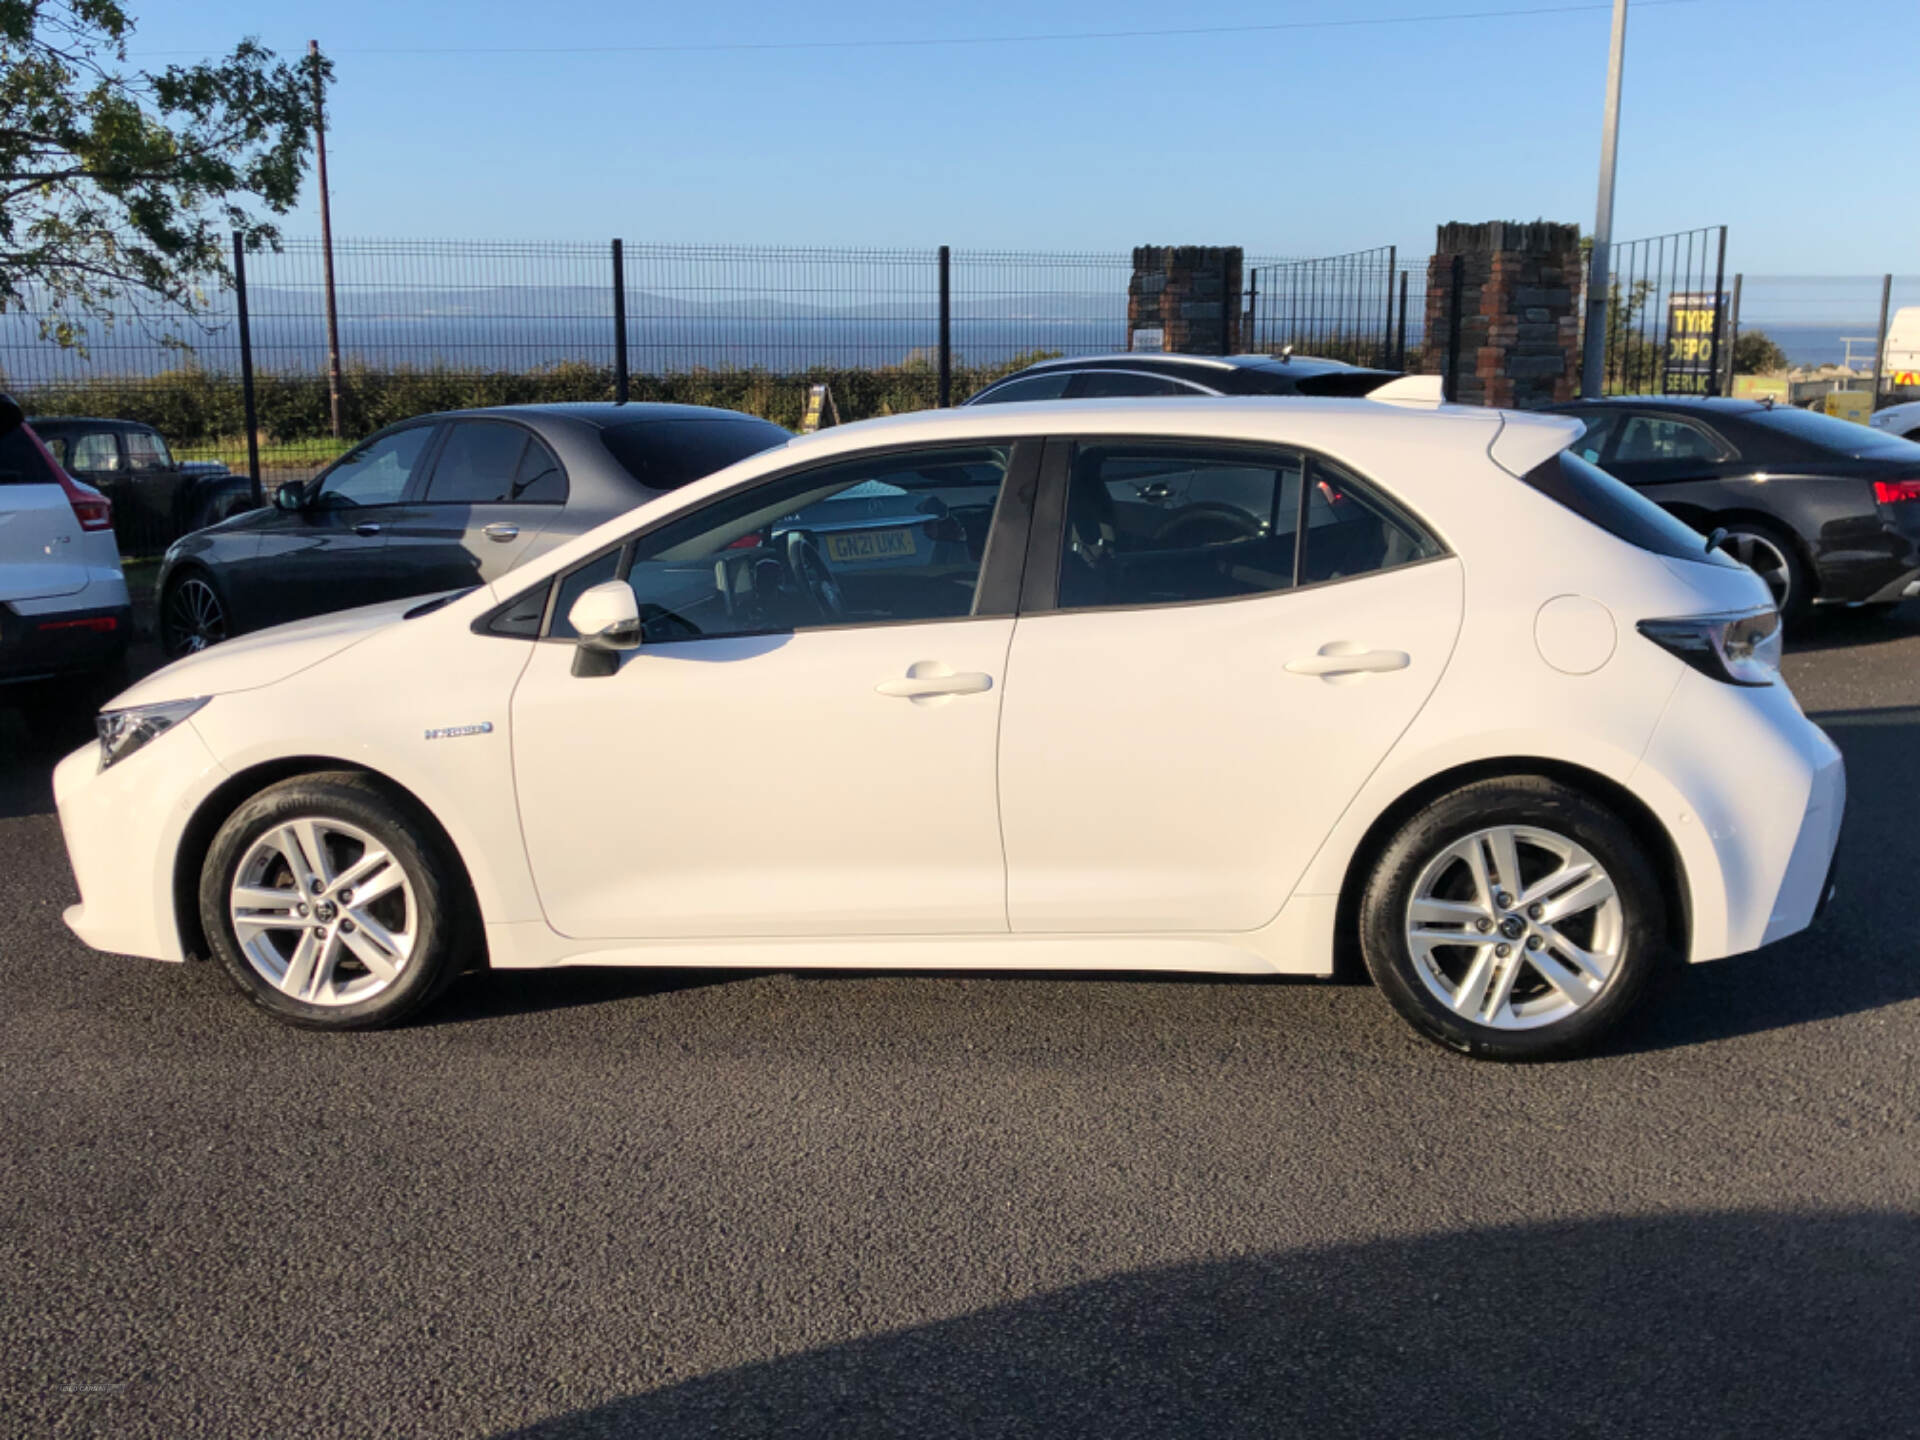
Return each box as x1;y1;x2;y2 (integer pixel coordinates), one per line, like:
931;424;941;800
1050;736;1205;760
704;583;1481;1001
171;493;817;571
53;384;1845;1060
1868;398;1920;443
1;399;130;720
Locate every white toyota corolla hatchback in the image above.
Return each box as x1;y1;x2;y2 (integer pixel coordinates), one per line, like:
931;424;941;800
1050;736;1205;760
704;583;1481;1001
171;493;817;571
54;386;1845;1059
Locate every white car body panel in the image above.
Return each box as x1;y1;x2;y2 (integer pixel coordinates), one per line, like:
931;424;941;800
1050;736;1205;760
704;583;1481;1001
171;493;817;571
53;397;1843;993
0;480;94;602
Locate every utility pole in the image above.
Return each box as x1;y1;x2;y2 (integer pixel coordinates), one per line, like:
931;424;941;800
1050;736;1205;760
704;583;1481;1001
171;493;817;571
310;40;344;439
1580;0;1629;399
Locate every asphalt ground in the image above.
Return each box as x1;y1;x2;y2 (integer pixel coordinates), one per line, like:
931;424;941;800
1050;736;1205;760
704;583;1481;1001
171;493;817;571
2;607;1917;1439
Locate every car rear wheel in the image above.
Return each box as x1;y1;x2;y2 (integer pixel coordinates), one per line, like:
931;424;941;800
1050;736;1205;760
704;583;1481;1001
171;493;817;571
161;571;229;657
1718;521;1809;623
198;772;470;1029
1359;777;1670;1061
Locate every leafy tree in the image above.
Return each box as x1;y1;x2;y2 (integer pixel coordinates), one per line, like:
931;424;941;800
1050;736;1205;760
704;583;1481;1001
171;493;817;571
0;1;324;349
1733;329;1788;375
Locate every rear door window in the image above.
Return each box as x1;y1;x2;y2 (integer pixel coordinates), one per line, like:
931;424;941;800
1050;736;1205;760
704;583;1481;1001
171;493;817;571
1067;371;1208;398
424;420;530;504
125;429;174;469
967;372;1075;405
70;431;123;472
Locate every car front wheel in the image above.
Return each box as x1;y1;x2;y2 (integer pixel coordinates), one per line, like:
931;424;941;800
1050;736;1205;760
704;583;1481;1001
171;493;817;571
1359;777;1670;1061
160;570;230;658
198;772;471;1029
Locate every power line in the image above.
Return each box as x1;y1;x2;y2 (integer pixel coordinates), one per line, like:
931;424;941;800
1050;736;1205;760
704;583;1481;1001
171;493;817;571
134;0;1709;59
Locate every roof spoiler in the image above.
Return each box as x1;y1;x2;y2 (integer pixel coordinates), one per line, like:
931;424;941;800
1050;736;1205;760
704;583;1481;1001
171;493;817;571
1366;374;1446;407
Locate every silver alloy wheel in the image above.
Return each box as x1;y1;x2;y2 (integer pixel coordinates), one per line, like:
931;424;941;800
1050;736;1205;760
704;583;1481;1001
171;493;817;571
1404;825;1625;1031
165;576;228;654
229;816;418;1007
1724;529;1792;610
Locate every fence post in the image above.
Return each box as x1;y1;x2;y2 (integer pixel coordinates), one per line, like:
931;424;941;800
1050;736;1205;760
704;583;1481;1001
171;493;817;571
1707;226;1728;396
1246;268;1259;352
1722;273;1743;396
611;239;629;405
937;245;952;407
231;232;262;507
1383;246;1396;368
1396;270;1410;371
1443;254;1465;402
1870;272;1893;411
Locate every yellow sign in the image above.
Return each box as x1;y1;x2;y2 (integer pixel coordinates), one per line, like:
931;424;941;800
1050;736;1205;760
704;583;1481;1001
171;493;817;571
1663;291;1726;394
1894;370;1920;387
798;383;841;435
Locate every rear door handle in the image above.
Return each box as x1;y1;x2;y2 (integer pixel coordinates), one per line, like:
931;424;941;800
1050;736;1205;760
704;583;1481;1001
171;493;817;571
353;521;382;537
482;522;520;542
875;661;994;702
1285;643;1410;680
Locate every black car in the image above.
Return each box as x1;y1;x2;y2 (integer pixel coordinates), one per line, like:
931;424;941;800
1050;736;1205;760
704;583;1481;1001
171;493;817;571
155;403;791;657
27;416;254;554
963;351;1399;405
1545;397;1920;621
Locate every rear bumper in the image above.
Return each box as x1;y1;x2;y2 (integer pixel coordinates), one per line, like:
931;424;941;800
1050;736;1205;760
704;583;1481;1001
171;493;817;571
0;601;130;685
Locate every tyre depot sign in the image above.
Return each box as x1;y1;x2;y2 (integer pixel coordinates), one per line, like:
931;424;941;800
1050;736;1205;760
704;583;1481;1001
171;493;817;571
1663;291;1727;394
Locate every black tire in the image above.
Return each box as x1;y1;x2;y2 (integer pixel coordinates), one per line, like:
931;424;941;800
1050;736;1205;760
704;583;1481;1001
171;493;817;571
198;771;472;1030
1358;777;1671;1062
159;568;231;658
1718;519;1810;625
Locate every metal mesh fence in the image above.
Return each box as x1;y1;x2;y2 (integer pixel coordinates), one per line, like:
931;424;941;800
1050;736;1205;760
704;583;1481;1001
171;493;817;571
1246;248;1426;370
1594;226;1729;395
1730;274;1920;382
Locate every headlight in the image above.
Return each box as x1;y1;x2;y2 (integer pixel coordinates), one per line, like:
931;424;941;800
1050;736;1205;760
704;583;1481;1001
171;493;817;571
96;697;210;771
1638;608;1782;687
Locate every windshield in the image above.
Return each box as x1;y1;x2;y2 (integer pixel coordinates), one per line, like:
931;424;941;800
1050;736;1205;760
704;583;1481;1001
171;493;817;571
1746;406;1920;459
601;417;790;491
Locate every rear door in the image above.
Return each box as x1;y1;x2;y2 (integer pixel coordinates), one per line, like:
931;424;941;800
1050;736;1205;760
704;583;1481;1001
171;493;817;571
997;438;1462;934
381;419;562;595
0;427;87;603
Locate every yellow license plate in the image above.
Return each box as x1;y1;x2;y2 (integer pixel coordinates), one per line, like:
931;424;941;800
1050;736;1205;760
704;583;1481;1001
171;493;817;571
825;528;917;563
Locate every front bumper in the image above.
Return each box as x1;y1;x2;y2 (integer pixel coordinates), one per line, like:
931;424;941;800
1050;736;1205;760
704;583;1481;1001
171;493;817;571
0;601;130;685
54;719;228;962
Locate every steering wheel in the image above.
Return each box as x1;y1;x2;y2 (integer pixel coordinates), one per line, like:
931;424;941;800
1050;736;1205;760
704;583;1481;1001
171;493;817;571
785;531;846;621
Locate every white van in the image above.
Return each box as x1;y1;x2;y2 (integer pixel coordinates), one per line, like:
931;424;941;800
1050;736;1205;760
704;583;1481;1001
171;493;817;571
1885;306;1920;389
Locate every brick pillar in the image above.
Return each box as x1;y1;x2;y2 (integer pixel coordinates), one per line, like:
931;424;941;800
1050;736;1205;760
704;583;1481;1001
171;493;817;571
1424;222;1582;407
1129;246;1244;356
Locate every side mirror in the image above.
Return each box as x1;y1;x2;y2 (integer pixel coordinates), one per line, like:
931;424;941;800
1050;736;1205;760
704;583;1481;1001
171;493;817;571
568;580;642;677
274;482;306;512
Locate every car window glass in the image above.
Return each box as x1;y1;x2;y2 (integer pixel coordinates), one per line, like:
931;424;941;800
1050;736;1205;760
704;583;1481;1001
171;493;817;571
600;417;790;491
1057;444;1303;610
425;421;528;505
512;437;567;503
1520;450;1734;566
570;445;1009;644
1746;405;1918;458
1299;458;1444;585
1614;415;1727;464
0;429;58;485
315;426;432;508
1071;371;1203;398
38;432;69;467
125;429;173;469
71;432;122;471
1564;409;1621;464
968;372;1074;404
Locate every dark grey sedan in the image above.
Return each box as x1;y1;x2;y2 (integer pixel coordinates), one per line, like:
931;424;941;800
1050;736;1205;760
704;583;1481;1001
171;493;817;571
155;403;791;656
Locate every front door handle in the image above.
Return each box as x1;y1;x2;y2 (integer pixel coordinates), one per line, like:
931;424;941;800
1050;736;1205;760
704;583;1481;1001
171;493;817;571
1285;642;1410;681
353;521;382;537
875;660;994;703
482;522;520;542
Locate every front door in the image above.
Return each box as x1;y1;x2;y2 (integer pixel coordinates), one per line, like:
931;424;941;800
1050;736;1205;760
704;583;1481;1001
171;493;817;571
998;439;1465;933
510;440;1037;940
239;423;438;630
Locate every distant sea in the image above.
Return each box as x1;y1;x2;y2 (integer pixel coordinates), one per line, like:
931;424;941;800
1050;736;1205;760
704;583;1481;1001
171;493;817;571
1753;323;1887;370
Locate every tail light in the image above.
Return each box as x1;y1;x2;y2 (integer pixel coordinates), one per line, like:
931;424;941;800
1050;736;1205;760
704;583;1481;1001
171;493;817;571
1873;479;1920;505
20;422;115;531
1638;608;1782;687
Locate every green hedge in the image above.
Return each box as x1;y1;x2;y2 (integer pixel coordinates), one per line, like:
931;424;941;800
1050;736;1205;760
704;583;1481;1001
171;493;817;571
8;352;1057;447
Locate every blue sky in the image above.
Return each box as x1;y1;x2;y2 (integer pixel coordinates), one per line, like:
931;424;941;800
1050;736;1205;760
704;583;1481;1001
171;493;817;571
130;0;1916;274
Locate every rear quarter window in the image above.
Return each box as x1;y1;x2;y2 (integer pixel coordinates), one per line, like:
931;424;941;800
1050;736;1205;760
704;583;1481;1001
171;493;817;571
1521;450;1735;565
0;428;59;486
1743;406;1920;460
601;417;790;492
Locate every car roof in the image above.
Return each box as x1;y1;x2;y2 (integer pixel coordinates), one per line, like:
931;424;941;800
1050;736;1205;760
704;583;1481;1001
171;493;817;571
1547;396;1770;416
1017;351;1368;379
24;415;158;432
424;402;786;429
